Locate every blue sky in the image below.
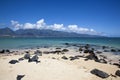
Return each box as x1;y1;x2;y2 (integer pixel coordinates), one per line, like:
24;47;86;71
0;0;120;37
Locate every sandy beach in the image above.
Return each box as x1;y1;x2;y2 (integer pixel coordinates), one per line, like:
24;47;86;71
0;47;120;80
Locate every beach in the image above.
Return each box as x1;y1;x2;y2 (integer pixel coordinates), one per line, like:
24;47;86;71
0;46;120;80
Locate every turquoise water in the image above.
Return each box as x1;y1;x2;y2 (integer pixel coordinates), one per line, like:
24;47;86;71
0;37;120;49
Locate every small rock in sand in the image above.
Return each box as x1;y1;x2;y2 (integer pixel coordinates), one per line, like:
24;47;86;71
16;75;25;80
115;70;120;77
61;56;68;60
90;69;109;78
24;53;30;59
9;60;19;64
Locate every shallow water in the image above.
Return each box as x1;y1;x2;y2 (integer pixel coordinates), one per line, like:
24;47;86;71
0;37;120;49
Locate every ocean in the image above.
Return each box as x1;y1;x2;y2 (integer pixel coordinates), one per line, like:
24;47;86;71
0;37;120;49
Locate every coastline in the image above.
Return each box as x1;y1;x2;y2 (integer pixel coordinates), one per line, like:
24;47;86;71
0;45;120;80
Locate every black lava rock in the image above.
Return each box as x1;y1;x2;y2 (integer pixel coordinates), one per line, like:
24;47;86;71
34;50;42;56
62;49;69;52
16;75;25;80
115;70;120;77
0;49;5;53
24;53;30;59
9;60;19;64
90;69;109;78
61;56;68;60
28;55;40;63
18;58;24;61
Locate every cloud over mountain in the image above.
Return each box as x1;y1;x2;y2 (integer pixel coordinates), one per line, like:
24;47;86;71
11;19;101;35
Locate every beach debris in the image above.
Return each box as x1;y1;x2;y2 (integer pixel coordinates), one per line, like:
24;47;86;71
24;53;30;59
9;60;19;64
61;56;68;60
90;69;109;78
16;75;25;80
115;70;120;77
34;50;42;56
62;49;69;52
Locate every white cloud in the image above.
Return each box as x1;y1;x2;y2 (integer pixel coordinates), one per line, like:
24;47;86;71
11;19;101;35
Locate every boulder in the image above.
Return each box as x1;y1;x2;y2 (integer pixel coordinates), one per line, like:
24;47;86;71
61;56;68;60
16;75;25;80
9;60;19;64
24;53;30;59
115;70;120;77
62;49;69;52
6;49;10;53
90;69;109;78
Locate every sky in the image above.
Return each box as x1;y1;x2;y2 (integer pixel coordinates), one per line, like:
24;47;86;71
0;0;120;37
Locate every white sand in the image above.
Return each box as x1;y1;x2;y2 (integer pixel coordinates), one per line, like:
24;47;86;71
0;48;120;80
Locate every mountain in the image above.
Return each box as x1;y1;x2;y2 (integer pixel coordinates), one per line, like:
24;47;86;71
0;27;15;37
0;27;102;37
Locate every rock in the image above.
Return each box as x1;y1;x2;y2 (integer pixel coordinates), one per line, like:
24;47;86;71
90;69;109;78
102;46;106;49
34;50;42;56
79;47;83;51
85;53;99;62
84;49;89;53
115;70;120;77
31;55;38;61
111;49;116;52
18;57;24;61
64;43;69;45
85;44;90;49
113;63;120;68
96;51;102;54
61;56;68;60
0;49;5;53
24;53;30;59
69;56;79;61
56;47;61;49
99;59;107;64
6;49;10;53
29;55;40;63
9;60;19;64
16;75;25;80
99;55;107;59
43;51;49;54
62;49;69;52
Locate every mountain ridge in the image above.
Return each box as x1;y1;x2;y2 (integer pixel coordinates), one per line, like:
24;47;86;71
0;27;104;37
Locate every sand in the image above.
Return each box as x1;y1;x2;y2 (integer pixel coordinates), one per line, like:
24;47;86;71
0;48;120;80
